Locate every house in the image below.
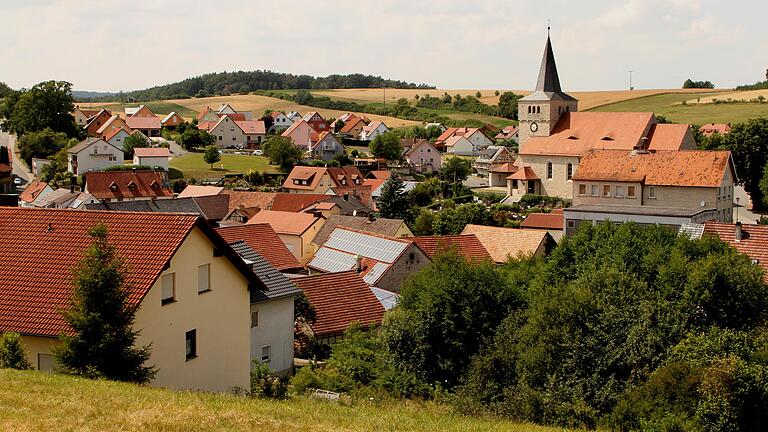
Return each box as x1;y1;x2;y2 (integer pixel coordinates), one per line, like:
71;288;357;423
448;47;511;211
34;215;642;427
247;210;326;263
67;138;124;176
269;111;293;132
366;170;391;180
475;146;515;177
18;180;54;208
402;139;441;173
105;128;132;150
197;107;221;123
308;227;429;293
84;170;173;202
564;149;736;235
216;224;304;273
0;161;12;194
281;120;318;150
435;127;493;153
292;271;385;345
699;123;731;137
337;116;367;137
214;104;253;120
228;241;300;375
287;111;302;122
95;115;132;139
489;162;518;187
311;214;413;251
133;147;171;170
424;122;447;132
303;111;330;133
0;207;262;392
31;158;51;177
444;136;474;156
407;234;492;262
513;33;697;200
359;121;389;141
495;125;519;142
220;206;260;226
682;222;768;282
308;132;344;161
125;105;155;117
178;185;225;198
270;193;333;213
84;109;113;137
332;113;370;129
461;224;556;263
36;188;97;209
161;112;185;129
126;116;162;138
73;107;101;127
282;165;367;197
198;116;252;148
520;209;565;241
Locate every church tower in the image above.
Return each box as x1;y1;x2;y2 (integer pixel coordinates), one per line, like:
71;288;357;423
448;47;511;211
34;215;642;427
517;30;579;149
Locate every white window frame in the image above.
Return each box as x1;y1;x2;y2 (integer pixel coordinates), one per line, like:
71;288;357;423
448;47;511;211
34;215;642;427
649;186;656;199
261;345;271;363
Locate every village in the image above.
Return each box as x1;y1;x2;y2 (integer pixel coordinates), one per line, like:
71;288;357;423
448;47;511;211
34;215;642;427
2;22;768;432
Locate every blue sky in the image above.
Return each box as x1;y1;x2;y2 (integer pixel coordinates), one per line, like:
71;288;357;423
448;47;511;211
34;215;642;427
0;0;765;92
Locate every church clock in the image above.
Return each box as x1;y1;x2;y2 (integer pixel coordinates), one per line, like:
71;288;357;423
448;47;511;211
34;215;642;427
530;121;539;132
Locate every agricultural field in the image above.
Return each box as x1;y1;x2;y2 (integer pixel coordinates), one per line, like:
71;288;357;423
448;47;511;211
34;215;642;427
170;153;278;180
681;89;768;105
0;369;569;432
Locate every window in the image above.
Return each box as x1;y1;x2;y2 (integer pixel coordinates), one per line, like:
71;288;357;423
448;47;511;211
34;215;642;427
251;310;259;328
627;186;636;198
185;330;197;360
38;353;55;372
591;185;598;196
615;186;624;198
578;184;587;195
567;220;576;228
566;163;573;180
218;136;222;141
603;185;611;197
649;186;656;199
261;345;271;363
197;264;210;293
546;162;553;179
161;273;175;305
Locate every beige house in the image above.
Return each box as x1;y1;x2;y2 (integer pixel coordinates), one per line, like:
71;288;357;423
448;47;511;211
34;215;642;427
247;210;326;263
67;138;124;176
0;208;263;392
96;115;132;139
133;147;171;170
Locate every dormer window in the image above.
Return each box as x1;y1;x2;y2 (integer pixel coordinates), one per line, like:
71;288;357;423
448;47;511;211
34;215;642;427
567;135;578;140
601;136;614;141
127;181;137;191
109;182;117;191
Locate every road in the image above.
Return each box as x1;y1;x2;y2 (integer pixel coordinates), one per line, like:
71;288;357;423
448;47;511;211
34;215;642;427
0;129;32;186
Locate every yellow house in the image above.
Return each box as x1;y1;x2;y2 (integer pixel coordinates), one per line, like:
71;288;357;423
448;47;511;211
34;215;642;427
0;207;263;393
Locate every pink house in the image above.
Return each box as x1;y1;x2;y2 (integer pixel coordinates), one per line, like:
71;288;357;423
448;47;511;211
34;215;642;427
403;139;441;173
281;119;318;150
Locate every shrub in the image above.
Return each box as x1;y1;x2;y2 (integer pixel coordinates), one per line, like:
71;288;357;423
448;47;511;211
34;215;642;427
167;167;184;180
0;332;32;370
250;361;288;399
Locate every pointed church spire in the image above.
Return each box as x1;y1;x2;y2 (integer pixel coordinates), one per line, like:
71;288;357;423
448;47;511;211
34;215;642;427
535;34;563;93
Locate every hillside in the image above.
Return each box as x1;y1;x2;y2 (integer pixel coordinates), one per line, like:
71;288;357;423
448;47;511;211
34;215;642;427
0;369;565;432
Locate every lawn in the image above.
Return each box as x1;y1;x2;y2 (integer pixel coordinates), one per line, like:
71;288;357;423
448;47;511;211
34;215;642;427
170;153;278;180
0;369;570;432
589;92;768;124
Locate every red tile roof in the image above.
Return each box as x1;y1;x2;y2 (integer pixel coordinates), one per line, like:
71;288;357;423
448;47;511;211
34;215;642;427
224;191;277;212
461;224;552;262
85;171;173;200
235;120;266;135
216;223;303;271
339;117;365;134
104;127;128;142
247;210;324;236
507;166;539;180
408;234;492;262
366;170;391;180
646;124;694;151
490;162;518;174
133;147;171;158
292;271;385;337
703;222;768;282
125;116;161;130
271;193;330;212
19;180;50;203
521;212;564;230
700;123;732;136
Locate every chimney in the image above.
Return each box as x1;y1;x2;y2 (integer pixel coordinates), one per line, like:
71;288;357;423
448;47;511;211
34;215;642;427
367;213;375;223
356;255;363;273
735;221;743;242
70;185;75;193
132;167;137;174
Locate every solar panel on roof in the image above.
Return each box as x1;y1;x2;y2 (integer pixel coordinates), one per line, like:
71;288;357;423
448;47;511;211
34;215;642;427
363;262;390;285
309;247;357;273
371;287;400;310
325;229;407;263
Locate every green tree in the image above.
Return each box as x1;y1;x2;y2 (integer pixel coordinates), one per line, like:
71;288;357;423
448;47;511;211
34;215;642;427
17;128;69;165
432;202;491;234
203;145;221;168
0;332;32;370
724;118;768;208
122;132;149;159
179;127;214;151
378;173;410;220
0;145;9;165
262;135;303;172
497;91;521;119
53;224;156;383
475;91;482;98
369;131;403;162
411;209;435;236
0;80;79;137
0;81;13;98
441;157;472;183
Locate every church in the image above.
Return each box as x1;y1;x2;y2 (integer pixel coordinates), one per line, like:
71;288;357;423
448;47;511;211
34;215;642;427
510;32;697;200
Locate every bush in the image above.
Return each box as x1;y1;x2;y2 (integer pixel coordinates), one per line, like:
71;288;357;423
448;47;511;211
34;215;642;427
250;361;288;399
0;332;32;370
167;167;184;180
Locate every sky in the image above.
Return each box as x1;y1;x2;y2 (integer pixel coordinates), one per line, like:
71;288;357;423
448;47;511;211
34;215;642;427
0;0;765;92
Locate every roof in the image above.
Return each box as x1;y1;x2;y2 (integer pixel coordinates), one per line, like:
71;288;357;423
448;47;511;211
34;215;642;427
19;180;50;203
282;165;364;191
520;34;576;102
0;208;260;337
292;271;385;337
573;149;733;187
521;211;564;230
313;215;409;246
490;162;518;174
125;116;161;130
224;191;277;212
235;120;266;135
701;222;768;282
85;195;227;221
507;166;539;180
247;210;324;236
444;135;471;148
191;194;230;221
700;123;732;136
565;204;714;217
370;287;399;310
216;224;303;271
67;138;121;154
362;120;386;133
271;193;330;212
133;147;171;158
228;241;302;301
178;185;224;198
104;128;129;142
366;170;391;180
403;139;438;157
339;117;365;134
84;171;173;200
646;123;693;151
407;234;492;262
461;224;552;263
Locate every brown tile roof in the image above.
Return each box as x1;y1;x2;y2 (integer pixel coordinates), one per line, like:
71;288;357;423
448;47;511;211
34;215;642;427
703;222;768;282
235;120;266;135
573;149;733;187
490;162;519;174
178;185;224;198
521;212;564;230
19;180;50;203
271;193;330;212
0;208;260;337
521;112;657;156
292;271;385;337
366;170;391;180
700;123;732;136
282;166;327;191
647;124;693;151
125;116;161;130
85;171;173;200
507;166;539;180
312;215;410;246
192;194;230;221
407;234;492;262
216;223;303;271
224;191;277;212
133;147;171;158
247;210;324;236
461;224;552;263
339;117;365;134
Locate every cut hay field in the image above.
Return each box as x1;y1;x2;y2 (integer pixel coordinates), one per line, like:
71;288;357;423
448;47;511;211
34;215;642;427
681;89;768;105
0;369;569;432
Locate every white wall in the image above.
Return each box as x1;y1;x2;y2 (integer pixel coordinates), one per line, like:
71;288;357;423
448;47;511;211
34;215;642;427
250;296;295;376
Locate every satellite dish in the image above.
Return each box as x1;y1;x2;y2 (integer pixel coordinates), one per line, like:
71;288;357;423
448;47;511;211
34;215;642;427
700;200;706;207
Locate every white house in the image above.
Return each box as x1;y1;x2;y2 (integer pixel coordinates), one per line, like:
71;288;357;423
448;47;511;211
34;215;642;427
360;121;390;141
270;112;293;133
444;135;475;156
287;111;302;122
424;122;447;132
133;147;172;170
67;138;124;176
105;128;132;150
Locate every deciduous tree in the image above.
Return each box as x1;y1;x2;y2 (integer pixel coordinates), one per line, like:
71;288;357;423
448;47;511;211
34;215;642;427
262;135;303;172
203;145;221;168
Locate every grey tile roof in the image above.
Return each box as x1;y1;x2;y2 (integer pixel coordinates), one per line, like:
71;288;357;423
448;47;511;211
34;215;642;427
229;241;301;302
86;197;229;221
312;215;407;246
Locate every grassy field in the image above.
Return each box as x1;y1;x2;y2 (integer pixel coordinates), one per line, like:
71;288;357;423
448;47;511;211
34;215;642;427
0;369;570;432
682;89;768;105
589;92;768;124
170;153;278;179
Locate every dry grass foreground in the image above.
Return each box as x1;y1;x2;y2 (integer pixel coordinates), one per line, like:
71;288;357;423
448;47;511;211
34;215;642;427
0;369;572;432
314;88;731;110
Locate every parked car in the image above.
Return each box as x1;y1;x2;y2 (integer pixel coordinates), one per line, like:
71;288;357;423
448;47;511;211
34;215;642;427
252;150;263;156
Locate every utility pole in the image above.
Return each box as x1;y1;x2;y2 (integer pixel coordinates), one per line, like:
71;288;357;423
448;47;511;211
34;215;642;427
628;70;634;91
